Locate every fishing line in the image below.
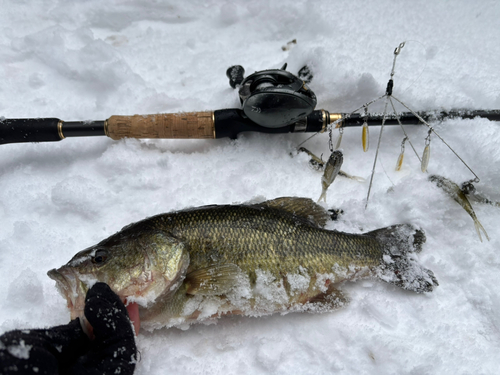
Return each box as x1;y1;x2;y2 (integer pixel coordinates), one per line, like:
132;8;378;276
379;158;396;187
365;42;405;208
296;132;320;149
346;94;387;117
296;94;387;150
391;95;480;182
365;96;390;209
396;40;428;93
296;115;346;149
388;97;421;162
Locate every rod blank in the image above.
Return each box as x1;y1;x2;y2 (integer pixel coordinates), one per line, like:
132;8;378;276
0;118;106;145
340;110;500;127
1;109;499;146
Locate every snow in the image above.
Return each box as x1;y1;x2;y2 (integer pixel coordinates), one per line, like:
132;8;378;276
6;340;32;360
1;0;500;373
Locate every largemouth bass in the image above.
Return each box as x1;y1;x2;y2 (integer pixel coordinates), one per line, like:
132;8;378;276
48;197;437;333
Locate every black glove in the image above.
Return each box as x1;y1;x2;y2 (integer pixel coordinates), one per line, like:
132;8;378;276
0;282;137;375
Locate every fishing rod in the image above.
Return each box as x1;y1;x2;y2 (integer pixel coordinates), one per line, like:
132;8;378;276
1;63;499;146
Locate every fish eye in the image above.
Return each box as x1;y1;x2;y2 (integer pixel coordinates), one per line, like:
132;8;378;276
92;249;109;265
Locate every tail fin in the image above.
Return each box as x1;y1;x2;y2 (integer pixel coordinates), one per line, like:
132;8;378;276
366;224;438;293
473;218;489;242
317;190;327;203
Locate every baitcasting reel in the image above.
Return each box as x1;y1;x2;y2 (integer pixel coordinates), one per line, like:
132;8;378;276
226;64;317;128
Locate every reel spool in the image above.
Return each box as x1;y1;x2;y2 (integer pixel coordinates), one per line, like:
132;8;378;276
226;64;317;128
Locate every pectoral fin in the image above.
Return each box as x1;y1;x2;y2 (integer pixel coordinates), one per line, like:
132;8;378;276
185;264;243;296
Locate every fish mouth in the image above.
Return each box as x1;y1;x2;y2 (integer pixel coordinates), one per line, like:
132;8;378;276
47;267;89;320
48;267;141;335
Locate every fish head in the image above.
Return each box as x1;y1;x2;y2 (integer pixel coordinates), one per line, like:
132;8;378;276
47;230;189;322
429;175;461;197
327;150;343;165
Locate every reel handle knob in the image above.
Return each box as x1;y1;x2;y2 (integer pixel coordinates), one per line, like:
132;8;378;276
226;65;245;88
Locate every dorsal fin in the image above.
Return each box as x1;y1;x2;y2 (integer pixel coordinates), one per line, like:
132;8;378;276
254;197;330;228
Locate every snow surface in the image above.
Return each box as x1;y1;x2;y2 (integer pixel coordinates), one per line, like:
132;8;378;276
1;0;500;373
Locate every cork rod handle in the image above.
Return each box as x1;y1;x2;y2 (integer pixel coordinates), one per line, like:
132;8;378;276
105;112;215;140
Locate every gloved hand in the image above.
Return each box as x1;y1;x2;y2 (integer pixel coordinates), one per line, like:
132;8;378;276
0;282;137;375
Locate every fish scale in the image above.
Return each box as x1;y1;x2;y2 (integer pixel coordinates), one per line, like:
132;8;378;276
149;205;382;275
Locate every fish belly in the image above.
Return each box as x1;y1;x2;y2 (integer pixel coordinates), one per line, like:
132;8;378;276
140;263;373;330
